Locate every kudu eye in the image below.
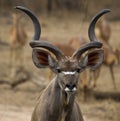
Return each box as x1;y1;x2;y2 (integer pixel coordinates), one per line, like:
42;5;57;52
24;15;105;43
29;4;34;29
76;68;81;73
56;67;61;73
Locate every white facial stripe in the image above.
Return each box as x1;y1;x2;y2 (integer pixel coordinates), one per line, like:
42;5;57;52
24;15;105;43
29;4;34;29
72;87;77;91
62;71;76;75
64;87;71;92
64;87;77;92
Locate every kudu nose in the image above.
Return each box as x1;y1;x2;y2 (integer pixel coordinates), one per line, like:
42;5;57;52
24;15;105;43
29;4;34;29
65;84;77;92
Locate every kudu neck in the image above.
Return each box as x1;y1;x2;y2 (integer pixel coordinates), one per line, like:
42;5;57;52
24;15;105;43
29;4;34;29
54;76;76;107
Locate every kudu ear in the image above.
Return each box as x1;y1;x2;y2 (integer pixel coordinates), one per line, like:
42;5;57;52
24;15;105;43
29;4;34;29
81;49;104;70
32;48;56;68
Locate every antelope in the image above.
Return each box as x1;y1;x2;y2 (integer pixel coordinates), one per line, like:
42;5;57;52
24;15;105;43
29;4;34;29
94;17;119;89
9;12;28;76
15;6;109;121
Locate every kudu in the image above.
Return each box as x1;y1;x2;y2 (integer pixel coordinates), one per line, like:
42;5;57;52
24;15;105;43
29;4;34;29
15;6;109;121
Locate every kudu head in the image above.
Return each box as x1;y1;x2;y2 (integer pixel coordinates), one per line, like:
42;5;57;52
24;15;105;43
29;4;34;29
15;6;110;95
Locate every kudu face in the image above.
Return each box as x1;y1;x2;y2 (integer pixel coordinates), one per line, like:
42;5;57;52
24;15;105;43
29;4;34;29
56;59;80;92
15;6;110;94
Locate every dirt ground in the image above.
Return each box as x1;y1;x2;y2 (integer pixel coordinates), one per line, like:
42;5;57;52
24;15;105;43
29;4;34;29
0;12;120;121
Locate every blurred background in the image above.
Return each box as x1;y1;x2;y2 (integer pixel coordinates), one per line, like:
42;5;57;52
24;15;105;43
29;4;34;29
0;0;120;121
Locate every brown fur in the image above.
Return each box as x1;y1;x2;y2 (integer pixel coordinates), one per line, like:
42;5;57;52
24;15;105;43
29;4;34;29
95;16;111;42
54;42;75;56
